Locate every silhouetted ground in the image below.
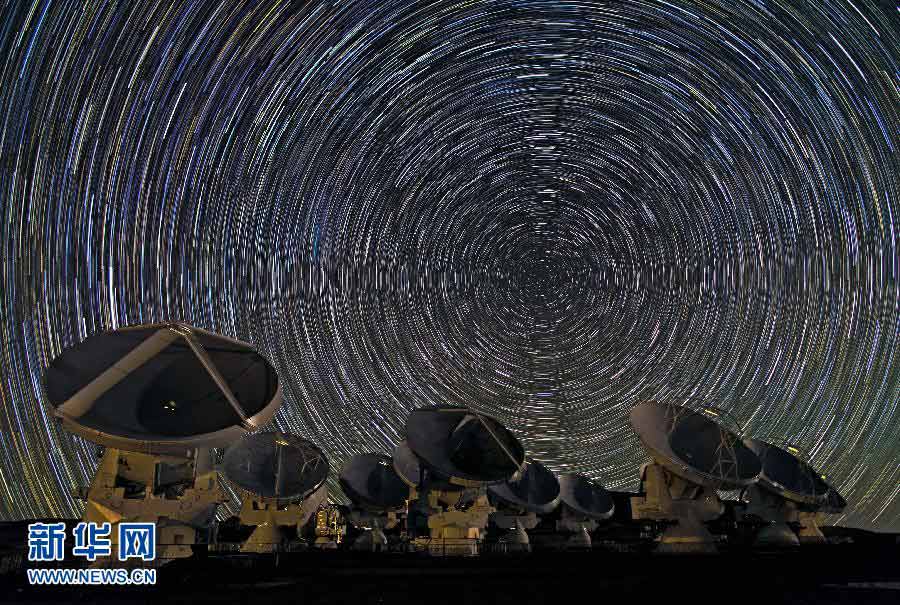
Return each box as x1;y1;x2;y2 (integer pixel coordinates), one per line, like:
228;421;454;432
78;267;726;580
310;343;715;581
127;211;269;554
2;521;897;604
2;541;899;604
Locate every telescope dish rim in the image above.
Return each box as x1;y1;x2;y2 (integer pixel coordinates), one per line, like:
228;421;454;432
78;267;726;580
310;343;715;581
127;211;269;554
42;322;282;456
820;485;847;514
405;405;526;487
488;460;561;514
743;438;833;508
630;400;761;489
222;431;329;500
391;440;464;492
557;473;614;520
339;452;409;512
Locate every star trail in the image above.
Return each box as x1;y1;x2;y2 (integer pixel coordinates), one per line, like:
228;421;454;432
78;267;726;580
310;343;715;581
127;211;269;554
0;1;897;531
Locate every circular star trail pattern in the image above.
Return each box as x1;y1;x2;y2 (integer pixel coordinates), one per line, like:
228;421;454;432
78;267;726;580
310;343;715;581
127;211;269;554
0;1;898;530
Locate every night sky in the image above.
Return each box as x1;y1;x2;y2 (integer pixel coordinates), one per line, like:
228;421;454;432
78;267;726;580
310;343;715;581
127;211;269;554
0;1;897;531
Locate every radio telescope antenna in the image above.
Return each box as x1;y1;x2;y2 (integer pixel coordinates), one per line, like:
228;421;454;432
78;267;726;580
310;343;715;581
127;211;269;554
42;322;283;564
402;405;526;555
630;399;761;552
742;437;845;546
223;432;329;553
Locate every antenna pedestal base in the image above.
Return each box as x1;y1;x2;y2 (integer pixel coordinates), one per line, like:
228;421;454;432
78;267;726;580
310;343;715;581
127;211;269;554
563;526;593;550
238;485;326;553
743;485;822;546
754;522;800;547
314;538;340;549
241;523;292;554
351;529;388;552
81;448;224;567
413;536;480;557
412;492;493;556
348;511;397;552
631;463;722;553
492;517;533;552
656;516;717;553
556;507;600;550
410;489;496;556
796;511;826;544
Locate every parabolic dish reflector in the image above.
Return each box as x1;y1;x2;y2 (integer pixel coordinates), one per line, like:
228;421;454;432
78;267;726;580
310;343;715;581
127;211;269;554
222;432;329;500
406;405;525;486
743;438;831;507
630;400;761;489
821;486;847;514
339;453;409;511
43;322;282;455
392;441;422;488
488;460;560;514
557;473;614;520
392;440;463;492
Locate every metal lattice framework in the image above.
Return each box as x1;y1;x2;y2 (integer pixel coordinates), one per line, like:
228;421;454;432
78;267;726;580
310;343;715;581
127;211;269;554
664;397;752;488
